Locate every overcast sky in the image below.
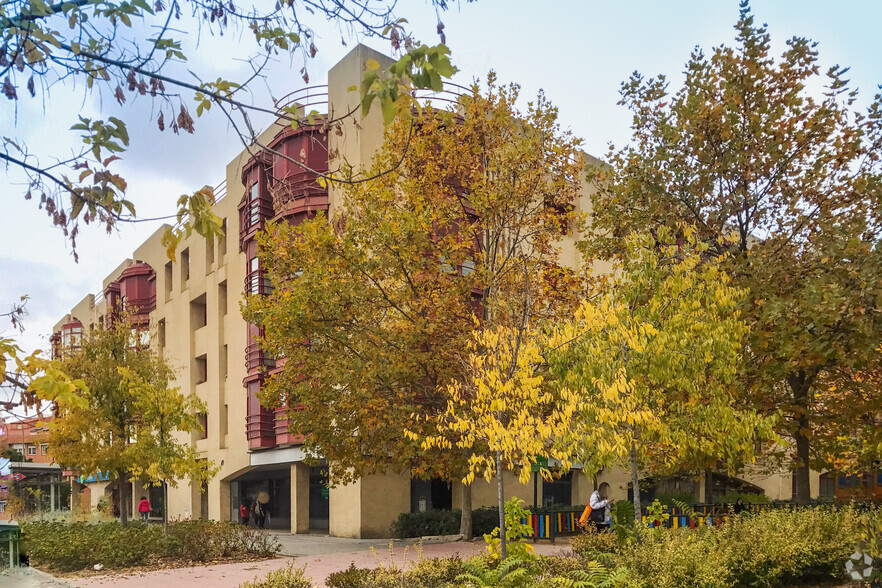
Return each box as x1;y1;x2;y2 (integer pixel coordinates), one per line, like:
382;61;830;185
1;0;880;359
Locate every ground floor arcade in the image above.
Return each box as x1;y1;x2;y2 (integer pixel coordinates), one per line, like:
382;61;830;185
80;451;824;538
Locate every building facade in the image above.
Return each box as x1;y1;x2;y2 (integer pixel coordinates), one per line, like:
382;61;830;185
49;45;821;537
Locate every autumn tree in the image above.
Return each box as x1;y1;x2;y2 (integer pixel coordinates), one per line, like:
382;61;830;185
1;0;465;258
418;325;578;559
29;314;210;526
584;1;882;502
243;74;584;539
550;227;772;531
122;367;215;534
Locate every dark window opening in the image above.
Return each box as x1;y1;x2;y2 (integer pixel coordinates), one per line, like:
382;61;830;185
543;471;573;507
191;294;207;330
180;248;190;286
194;354;208;385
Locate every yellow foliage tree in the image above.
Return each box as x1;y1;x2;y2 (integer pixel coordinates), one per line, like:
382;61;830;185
415;324;579;558
549;226;775;533
29;315;214;526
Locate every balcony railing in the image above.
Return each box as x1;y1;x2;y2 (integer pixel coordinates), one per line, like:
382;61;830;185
245;270;273;296
246;411;275;449
245;343;276;371
274;85;329;117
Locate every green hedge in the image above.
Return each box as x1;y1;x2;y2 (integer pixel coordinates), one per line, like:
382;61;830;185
22;519;280;572
574;506;863;588
390;504;584;539
390;506;501;539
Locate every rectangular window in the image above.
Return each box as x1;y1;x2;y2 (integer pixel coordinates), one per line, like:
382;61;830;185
40;444;48;455
197;411;208;440
218;281;228;316
218;219;227;259
130;328;150;348
249;183;260;226
27;445;36;456
194;354;208;385
180;248;190;287
190;294;207;330
148;485;164;518
165;261;173;299
158;319;166;348
221;404;228;438
206;234;215;273
220;344;228;379
247;258;271;294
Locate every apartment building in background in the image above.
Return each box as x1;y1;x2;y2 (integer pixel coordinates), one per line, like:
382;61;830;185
0;415;72;519
49;45;823;537
0;416;52;464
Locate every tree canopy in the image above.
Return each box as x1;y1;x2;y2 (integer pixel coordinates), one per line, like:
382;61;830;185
551;226;773;526
584;1;882;502
243;74;584;537
2;0;465;259
31;314;212;525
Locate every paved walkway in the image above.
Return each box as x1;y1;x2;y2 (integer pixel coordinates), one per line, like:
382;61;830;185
3;568;76;588
59;538;571;587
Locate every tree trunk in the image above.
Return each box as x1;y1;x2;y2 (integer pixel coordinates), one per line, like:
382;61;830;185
704;468;713;504
162;480;169;535
118;470;129;527
793;432;812;504
496;451;506;560
788;370;814;504
630;440;641;539
459;482;473;540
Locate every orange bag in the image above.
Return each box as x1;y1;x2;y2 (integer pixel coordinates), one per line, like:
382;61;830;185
578;504;593;528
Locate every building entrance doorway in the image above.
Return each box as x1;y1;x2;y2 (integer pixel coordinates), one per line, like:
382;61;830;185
232;467;292;530
308;465;329;531
410;478;452;513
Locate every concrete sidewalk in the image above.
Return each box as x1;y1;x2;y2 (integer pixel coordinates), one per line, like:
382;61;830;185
268;531;421;557
62;539;570;587
3;567;77;588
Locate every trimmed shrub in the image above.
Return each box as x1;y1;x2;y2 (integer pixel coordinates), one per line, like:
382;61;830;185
471;506;500;536
166;519;280;561
572;526;619;556
326;558;464;588
713;491;769;505
390;509;460;539
22;518;280;572
606;506;862;588
326;563;374;588
403;556;464;587
238;564;313;588
22;520;165;571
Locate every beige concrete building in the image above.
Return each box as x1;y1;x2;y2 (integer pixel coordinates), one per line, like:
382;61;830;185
50;45;817;538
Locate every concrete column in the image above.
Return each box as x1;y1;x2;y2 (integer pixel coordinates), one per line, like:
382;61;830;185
571;471;593;506
291;462;309;534
50;480;57;512
218;479;231;522
695;475;706;504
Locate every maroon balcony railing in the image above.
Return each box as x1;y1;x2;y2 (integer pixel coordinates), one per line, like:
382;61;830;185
245;343;277;371
246;411;276;449
245;270;273;297
238;197;274;251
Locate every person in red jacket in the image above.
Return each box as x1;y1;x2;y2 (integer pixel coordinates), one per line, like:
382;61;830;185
239;499;251;526
138;496;151;521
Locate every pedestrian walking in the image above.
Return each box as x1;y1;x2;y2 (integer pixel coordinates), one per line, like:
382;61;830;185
138;496;151;521
252;499;266;529
588;482;614;531
239;499;251;526
733;497;747;515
